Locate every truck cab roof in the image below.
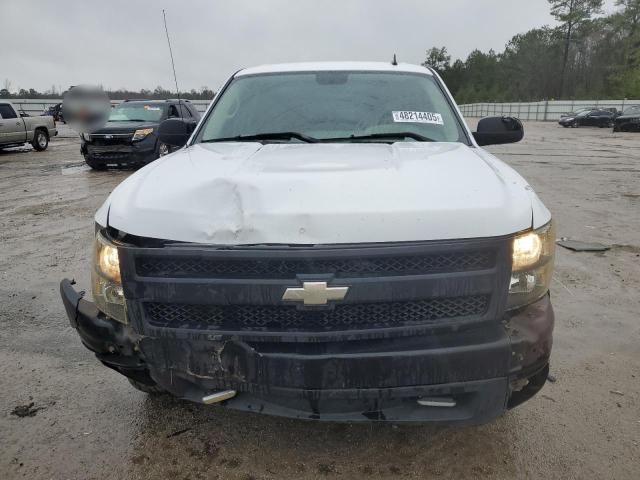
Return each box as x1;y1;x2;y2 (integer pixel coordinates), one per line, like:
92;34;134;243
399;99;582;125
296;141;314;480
236;61;434;77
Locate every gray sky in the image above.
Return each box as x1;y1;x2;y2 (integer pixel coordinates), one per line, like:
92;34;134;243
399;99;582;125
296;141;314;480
1;0;618;93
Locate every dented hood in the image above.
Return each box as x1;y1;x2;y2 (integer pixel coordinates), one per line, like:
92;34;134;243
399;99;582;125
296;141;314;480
100;142;545;244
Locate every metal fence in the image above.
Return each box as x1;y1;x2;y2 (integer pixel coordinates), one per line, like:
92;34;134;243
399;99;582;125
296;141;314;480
6;98;213;116
9;97;640;122
458;99;640;121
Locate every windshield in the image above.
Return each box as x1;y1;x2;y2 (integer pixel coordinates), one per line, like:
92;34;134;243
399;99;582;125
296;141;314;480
576;110;591;118
623;105;640;115
195;71;468;144
109;103;166;122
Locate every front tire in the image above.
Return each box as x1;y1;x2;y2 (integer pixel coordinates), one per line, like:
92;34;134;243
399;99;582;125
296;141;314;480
32;129;49;151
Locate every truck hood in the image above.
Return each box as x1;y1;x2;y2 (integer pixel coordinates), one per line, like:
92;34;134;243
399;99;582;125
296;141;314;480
100;142;548;244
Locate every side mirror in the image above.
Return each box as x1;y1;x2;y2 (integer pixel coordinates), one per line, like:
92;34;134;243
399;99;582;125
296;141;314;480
157;118;197;147
473;116;524;146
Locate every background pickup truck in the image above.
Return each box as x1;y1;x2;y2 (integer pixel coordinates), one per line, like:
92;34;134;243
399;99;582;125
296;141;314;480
0;101;57;151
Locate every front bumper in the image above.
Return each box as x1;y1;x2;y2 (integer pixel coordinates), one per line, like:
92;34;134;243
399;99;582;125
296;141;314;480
81;137;157;167
614;118;640;132
60;279;554;423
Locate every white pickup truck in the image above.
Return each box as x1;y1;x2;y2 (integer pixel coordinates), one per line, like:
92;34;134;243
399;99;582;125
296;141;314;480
61;62;555;424
0;101;57;151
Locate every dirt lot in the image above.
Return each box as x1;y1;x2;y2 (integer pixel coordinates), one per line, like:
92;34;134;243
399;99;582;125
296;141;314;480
1;122;639;479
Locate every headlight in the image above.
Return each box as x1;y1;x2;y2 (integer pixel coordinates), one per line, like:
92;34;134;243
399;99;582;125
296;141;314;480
512;231;543;270
132;128;154;141
508;222;555;310
92;231;127;323
82;132;91;141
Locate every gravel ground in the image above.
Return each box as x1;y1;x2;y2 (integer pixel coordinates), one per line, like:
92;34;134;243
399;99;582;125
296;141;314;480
0;122;639;479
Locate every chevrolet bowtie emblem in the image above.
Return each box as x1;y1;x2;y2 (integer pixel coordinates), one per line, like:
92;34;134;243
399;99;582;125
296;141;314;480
282;282;349;306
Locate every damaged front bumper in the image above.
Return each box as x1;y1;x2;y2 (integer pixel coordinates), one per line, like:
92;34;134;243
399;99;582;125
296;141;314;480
60;278;554;423
60;280;152;385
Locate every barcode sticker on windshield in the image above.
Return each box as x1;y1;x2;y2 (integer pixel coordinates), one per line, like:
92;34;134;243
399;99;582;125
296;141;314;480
392;111;444;125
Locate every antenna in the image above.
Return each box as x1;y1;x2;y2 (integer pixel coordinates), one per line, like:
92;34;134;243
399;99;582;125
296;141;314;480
162;9;183;120
391;53;398;66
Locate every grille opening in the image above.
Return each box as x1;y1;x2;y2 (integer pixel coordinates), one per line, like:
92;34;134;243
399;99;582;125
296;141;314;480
89;135;132;146
137;251;494;279
145;295;490;332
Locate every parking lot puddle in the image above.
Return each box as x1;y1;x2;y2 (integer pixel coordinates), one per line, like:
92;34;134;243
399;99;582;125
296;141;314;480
61;163;91;175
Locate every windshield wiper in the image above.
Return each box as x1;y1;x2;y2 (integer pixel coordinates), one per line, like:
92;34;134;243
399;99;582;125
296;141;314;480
325;132;435;142
202;132;319;143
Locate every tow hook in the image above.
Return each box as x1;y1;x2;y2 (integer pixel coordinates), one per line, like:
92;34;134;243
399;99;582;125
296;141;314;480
202;390;237;404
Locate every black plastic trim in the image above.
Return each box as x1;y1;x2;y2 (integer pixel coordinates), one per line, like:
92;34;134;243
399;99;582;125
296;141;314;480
117;236;511;342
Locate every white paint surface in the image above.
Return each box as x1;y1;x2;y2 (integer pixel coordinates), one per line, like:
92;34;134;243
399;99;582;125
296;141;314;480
98;141;550;244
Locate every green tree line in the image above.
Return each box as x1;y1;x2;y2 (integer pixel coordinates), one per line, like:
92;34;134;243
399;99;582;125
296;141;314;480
424;0;640;103
0;83;216;101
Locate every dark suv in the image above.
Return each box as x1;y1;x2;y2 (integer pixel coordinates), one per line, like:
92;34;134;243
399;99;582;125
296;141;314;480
613;105;640;132
81;99;200;170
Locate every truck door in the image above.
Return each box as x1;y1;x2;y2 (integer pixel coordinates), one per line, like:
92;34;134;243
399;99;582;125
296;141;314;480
0;103;25;143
